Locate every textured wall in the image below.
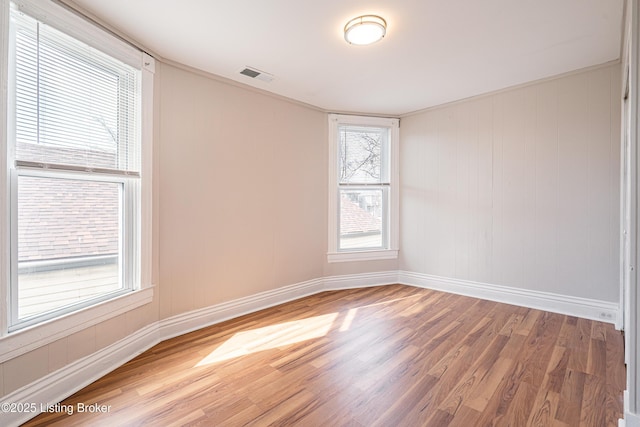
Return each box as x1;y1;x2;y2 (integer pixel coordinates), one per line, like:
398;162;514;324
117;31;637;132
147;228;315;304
158;63;327;318
400;64;621;302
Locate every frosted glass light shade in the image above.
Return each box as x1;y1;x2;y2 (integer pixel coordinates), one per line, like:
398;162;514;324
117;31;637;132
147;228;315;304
344;15;386;45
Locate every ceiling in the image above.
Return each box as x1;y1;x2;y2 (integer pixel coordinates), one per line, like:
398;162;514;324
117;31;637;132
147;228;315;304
69;0;624;116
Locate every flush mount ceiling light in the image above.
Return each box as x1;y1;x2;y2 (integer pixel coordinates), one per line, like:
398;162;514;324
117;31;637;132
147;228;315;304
344;15;387;45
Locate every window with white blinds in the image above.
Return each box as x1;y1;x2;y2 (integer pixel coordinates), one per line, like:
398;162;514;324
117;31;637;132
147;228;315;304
5;2;146;330
12;9;141;174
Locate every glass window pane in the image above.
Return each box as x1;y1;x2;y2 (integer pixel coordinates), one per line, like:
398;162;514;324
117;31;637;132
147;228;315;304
339;189;385;250
17;175;122;319
338;125;389;184
12;10;141;172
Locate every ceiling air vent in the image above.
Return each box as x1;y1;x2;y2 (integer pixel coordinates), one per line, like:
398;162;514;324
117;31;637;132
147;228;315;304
239;66;274;82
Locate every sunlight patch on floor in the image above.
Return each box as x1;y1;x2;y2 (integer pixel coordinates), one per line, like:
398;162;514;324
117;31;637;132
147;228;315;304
340;308;358;331
195;312;339;366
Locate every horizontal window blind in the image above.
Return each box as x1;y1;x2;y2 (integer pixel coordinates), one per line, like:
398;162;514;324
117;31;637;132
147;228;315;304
12;9;141;174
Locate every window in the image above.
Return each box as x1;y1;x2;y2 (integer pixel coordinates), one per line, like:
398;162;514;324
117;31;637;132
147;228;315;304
328;114;399;262
1;0;153;332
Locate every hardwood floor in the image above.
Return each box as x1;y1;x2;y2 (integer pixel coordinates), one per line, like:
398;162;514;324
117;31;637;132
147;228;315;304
22;284;625;426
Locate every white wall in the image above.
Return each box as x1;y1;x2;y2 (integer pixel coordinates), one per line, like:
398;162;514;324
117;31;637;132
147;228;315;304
157;63;327;319
400;64;621;303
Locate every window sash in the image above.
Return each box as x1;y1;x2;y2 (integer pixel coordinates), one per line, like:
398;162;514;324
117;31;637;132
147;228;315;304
10;6;141;174
5;3;143;331
338;185;389;251
15;159;141;177
328;114;399;261
8;167;139;331
337;125;391;185
337;124;391;250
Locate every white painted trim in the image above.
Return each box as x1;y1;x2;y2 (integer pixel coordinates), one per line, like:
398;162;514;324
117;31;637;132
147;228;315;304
158;278;323;341
0;287;154;363
327;114;338;254
158;271;399;341
629;0;640;416
0;322;158;427
327;114;400;262
0;270;625;426
398;271;619;324
625;390;640;427
324;271;398;291
327;249;398;263
12;0;141;68
140;54;154;293
616;316;625;331
0;0;10;339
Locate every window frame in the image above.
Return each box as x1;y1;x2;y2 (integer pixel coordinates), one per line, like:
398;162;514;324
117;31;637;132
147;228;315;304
0;0;154;358
327;114;399;263
9;168;137;330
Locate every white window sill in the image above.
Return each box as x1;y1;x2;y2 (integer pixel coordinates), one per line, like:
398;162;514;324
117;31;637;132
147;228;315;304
327;249;399;263
0;286;154;363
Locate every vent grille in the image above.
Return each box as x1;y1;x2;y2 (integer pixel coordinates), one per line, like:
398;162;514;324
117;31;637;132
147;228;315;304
240;68;260;78
239;66;274;82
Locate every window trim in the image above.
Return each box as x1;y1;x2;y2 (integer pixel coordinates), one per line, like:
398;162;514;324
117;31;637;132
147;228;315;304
327;114;399;263
0;0;10;338
10;0;140;68
0;0;154;358
9;168;136;331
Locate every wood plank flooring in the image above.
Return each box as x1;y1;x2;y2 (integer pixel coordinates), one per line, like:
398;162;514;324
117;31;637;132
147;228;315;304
21;284;625;426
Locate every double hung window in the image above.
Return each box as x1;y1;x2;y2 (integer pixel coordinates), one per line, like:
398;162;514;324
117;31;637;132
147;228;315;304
2;0;153;332
328;114;399;262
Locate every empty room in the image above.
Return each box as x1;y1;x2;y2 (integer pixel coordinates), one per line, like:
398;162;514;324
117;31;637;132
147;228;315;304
0;0;639;426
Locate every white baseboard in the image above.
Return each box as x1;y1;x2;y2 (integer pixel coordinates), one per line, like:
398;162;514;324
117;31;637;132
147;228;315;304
158;278;324;341
158;271;401;343
323;271;398;291
1;269;622;426
0;323;159;427
397;271;619;324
